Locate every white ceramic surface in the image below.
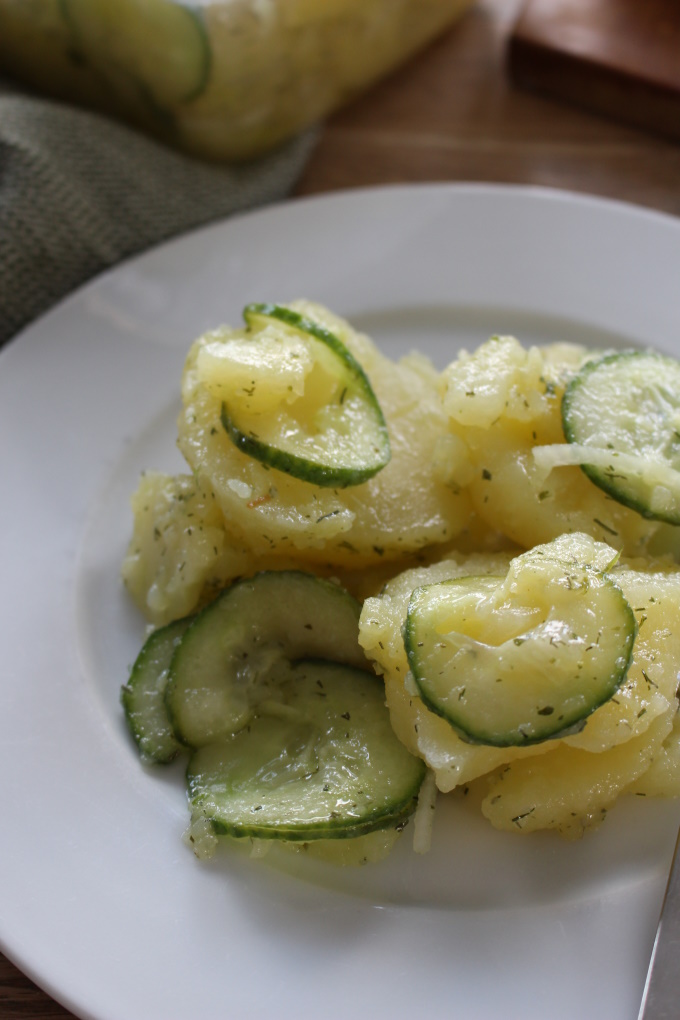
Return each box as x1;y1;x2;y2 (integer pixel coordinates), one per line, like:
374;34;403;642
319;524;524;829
2;184;680;1020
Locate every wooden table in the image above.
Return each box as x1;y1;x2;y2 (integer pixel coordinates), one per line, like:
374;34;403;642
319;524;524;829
2;0;679;1016
296;0;680;212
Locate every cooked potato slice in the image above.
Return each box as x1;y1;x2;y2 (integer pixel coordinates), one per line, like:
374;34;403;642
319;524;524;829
441;336;662;555
628;709;680;799
122;472;294;625
177;300;473;565
360;534;680;834
567;563;680;751
479;712;671;838
122;472;233;624
196;324;314;413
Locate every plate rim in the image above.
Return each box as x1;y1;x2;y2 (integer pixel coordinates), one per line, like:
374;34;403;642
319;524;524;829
2;181;680;1020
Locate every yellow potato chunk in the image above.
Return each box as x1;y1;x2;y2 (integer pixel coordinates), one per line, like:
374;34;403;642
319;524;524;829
177;300;473;566
122;472;231;624
479;712;671;839
359;534;680;834
121;472;457;625
196;324;314;413
122;472;294;625
441;336;662;555
568;563;680;751
628;708;680;799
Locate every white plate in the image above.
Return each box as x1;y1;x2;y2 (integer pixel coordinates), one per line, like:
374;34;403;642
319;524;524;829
2;184;680;1020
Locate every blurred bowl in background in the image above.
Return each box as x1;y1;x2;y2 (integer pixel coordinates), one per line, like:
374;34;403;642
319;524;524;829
0;0;475;161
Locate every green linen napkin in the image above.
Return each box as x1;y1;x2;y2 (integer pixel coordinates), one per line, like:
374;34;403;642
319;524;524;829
0;88;317;345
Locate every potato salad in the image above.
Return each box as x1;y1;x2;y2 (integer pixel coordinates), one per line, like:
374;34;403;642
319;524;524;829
0;0;474;160
121;301;680;860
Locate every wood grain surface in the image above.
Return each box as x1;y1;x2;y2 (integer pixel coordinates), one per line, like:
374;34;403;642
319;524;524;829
509;0;680;141
295;0;680;214
3;0;679;1016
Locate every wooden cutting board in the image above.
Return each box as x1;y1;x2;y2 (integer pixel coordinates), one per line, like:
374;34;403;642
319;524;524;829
509;0;680;140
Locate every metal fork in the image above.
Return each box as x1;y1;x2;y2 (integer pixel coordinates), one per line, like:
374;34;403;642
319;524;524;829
638;825;680;1019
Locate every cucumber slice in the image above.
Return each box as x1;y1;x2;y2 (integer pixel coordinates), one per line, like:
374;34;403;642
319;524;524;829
166;571;369;748
187;660;426;841
121;616;192;763
562;350;680;523
404;556;636;747
62;0;210;108
219;303;391;488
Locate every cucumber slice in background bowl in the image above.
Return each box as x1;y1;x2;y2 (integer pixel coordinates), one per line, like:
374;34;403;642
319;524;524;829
62;0;211;110
219;303;391;488
561;350;680;524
